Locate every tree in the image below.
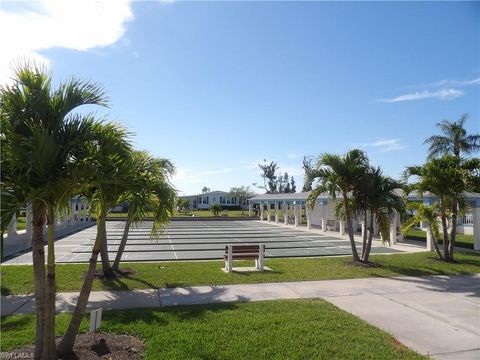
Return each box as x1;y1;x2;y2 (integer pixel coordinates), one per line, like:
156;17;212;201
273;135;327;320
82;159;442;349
1;63;107;359
302;156;314;192
359;167;404;262
255;160;279;193
230;186;255;214
202;186;211;194
112;151;176;272
290;176;296;193
404;156;478;262
177;198;190;212
402;202;443;259
283;173;291;193
210;203;222;216
308;150;369;262
424;114;480;159
58;121;132;355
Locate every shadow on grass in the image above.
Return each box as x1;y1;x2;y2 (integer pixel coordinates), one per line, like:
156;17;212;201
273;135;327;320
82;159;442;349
91;269;159;292
1;313;34;330
369;252;479;278
1;286;12;296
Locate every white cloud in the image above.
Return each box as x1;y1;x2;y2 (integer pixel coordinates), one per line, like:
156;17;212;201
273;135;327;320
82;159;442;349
0;0;134;84
287;153;302;160
431;78;480;87
357;138;406;152
172;168;203;184
378;88;464;103
202;167;233;175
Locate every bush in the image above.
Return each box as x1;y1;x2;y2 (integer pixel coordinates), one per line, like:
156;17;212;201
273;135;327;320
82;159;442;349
210;203;222;216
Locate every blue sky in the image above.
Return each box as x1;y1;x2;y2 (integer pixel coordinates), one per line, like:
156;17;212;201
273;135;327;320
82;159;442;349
1;1;479;195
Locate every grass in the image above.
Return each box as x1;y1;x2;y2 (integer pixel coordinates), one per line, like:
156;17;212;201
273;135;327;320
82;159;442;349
0;299;425;359
106;210;253;218
405;229;474;249
1;251;479;296
15;217;26;231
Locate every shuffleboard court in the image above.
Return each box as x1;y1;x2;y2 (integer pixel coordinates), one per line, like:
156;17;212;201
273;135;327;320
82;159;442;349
2;220;402;264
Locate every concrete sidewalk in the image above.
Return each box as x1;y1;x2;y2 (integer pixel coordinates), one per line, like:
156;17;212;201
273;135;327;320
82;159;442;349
2;274;479;359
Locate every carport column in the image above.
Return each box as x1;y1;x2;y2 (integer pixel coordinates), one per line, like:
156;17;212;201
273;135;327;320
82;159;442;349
79;202;84;221
7;214;18;240
248;203;252;217
306;206;312;229
339;220;344;236
425;229;433;251
85;204;91;221
266;202;270;222
274;202;279;223
284;203;288;226
26;203;33;244
294;202;299;227
260;202;264;221
70;200;76;225
321;202;326;231
373;220;379;237
472;205;480;251
389;211;398;245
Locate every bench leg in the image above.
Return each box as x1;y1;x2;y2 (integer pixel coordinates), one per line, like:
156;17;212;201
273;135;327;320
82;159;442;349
226;245;233;272
258;244;264;272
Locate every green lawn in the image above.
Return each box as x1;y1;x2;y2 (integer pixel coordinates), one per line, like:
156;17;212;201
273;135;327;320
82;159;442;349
1;251;479;296
15;217;26;231
0;299;425;359
405;229;474;249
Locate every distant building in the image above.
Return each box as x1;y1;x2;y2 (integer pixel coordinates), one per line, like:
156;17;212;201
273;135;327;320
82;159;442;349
180;191;239;210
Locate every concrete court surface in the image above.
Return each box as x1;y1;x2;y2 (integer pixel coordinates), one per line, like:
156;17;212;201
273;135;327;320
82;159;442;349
2;219;403;264
2;274;478;359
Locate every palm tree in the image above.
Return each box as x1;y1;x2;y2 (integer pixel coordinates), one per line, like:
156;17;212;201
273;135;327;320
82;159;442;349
211;203;222;216
424;114;480;159
0;63;107;359
308;150;369;262
57;121;133;356
112;151;176;272
360;167;404;263
402;202;443;259
405;156;471;262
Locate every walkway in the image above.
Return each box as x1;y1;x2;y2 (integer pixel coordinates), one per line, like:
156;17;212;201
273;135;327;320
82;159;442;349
2;274;479;359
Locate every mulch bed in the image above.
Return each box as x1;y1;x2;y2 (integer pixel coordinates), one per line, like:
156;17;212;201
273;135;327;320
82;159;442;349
9;333;144;359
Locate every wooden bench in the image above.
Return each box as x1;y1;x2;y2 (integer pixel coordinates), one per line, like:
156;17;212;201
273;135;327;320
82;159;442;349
224;244;265;272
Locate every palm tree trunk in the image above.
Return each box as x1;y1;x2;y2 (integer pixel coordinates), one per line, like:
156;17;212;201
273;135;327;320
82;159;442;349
42;211;57;360
31;200;46;359
99;214;113;278
429;225;443;260
362;212;375;263
343;195;360;261
440;199;451;261
112;204;135;271
1;231;4;262
57;210;106;356
361;211;368;259
449;197;458;261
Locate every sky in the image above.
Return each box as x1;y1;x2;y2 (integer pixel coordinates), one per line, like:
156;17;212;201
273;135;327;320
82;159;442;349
1;0;479;196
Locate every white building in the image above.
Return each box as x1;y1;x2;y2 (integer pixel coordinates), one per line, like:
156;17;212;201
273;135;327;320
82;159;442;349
180;191;239;210
248;191;480;251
